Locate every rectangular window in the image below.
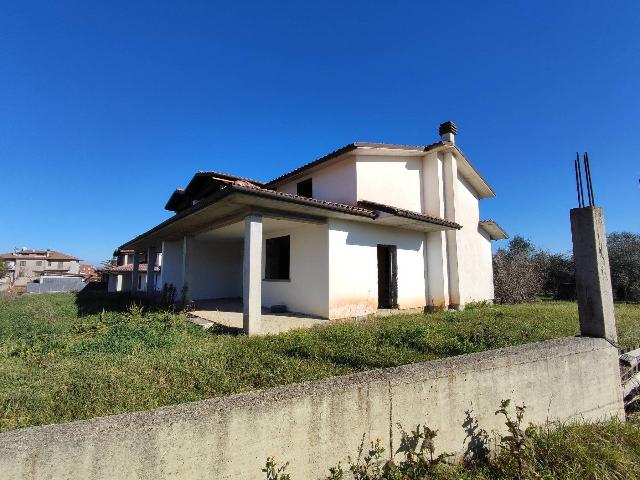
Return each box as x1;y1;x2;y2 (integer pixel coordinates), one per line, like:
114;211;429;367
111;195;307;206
137;274;142;290
296;178;313;198
57;262;64;269
19;261;26;266
35;261;42;267
265;235;290;280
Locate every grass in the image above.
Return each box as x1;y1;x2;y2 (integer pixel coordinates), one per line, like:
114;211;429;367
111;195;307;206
0;292;639;433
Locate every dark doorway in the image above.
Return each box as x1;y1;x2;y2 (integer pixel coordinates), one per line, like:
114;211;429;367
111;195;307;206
377;245;398;309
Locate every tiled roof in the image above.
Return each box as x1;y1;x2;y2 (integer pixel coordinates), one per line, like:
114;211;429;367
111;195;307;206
0;250;80;261
194;171;265;186
231;182;377;217
357;200;461;229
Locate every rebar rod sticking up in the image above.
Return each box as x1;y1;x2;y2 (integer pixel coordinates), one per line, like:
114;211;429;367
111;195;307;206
584;152;595;206
575;152;585;208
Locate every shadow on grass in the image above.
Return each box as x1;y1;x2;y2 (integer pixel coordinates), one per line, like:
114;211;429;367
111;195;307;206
74;289;171;316
205;323;243;336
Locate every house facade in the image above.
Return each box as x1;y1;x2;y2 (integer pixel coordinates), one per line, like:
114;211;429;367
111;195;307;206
119;122;507;333
105;249;162;293
0;249;82;288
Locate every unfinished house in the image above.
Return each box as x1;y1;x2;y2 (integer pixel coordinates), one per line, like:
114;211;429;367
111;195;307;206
105;249;162;293
119;122;507;333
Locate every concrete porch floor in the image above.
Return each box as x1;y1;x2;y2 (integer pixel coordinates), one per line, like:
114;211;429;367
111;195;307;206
189;298;328;335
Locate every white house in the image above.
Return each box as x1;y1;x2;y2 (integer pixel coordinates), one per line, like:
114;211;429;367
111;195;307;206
119;122;507;334
105;249;162;293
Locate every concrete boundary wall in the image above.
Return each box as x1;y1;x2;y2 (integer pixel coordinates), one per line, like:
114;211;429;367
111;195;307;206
0;337;624;480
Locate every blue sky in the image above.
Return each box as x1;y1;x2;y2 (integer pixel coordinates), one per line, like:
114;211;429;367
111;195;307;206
1;1;638;265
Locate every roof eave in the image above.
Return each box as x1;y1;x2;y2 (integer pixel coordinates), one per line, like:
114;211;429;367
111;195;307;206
479;220;509;240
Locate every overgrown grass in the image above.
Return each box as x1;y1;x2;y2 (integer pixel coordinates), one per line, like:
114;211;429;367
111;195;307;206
1;292;639;433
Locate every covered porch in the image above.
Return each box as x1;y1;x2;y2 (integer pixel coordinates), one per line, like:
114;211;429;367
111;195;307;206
189;298;327;334
119;183;460;335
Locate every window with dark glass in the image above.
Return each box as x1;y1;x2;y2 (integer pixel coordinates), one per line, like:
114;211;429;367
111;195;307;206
265;235;290;280
296;178;313;198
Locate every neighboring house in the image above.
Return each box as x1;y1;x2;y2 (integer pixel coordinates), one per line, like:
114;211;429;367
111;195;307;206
79;264;99;282
105;249;162;293
118;121;507;331
0;248;82;287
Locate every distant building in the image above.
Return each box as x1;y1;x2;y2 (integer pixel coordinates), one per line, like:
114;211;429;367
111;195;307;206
104;249;162;293
0;248;82;288
79;264;99;281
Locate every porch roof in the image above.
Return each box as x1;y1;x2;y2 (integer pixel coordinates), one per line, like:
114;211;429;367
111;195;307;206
119;183;461;251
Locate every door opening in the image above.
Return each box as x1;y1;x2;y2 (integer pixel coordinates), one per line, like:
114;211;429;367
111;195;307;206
377;245;398;309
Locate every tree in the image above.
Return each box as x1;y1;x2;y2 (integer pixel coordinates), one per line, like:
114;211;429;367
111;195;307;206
531;250;575;299
608;232;640;302
0;260;8;281
493;236;543;304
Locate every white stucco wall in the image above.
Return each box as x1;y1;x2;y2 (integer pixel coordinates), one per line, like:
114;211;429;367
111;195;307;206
277;157;357;205
261;222;329;318
454;176;494;303
160;240;184;291
355;154;423;212
188;240;243;301
328;219;426;319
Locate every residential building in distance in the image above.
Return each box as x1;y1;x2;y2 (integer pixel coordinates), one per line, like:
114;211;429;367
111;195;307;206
0;248;82;288
105;249;162;293
118;122;508;334
79;264;99;282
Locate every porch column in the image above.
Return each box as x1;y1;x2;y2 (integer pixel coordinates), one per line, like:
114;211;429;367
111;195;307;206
116;274;123;292
158;241;166;291
181;236;193;302
146;246;157;294
131;252;140;293
422;151;450;310
243;214;262;335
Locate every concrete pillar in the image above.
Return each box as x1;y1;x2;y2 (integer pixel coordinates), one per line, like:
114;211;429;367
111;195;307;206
570;207;618;344
425;232;449;310
146;246;157;294
422;152;450;310
181;236;193;301
443;151;462;308
243;214;262;335
131;252;140;293
158;241;166;291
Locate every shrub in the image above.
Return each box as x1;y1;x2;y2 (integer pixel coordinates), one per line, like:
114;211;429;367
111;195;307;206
493;236;543;304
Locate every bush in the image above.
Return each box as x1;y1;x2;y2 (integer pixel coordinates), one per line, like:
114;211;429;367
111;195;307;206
265;404;640;480
608;232;640;302
493;237;543;304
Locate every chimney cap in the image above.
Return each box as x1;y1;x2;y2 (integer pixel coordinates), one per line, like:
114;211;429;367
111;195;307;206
439;120;458;137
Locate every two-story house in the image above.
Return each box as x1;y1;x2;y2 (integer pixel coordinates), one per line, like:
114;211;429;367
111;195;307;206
118;122;507;334
105;248;162;293
0;249;81;287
